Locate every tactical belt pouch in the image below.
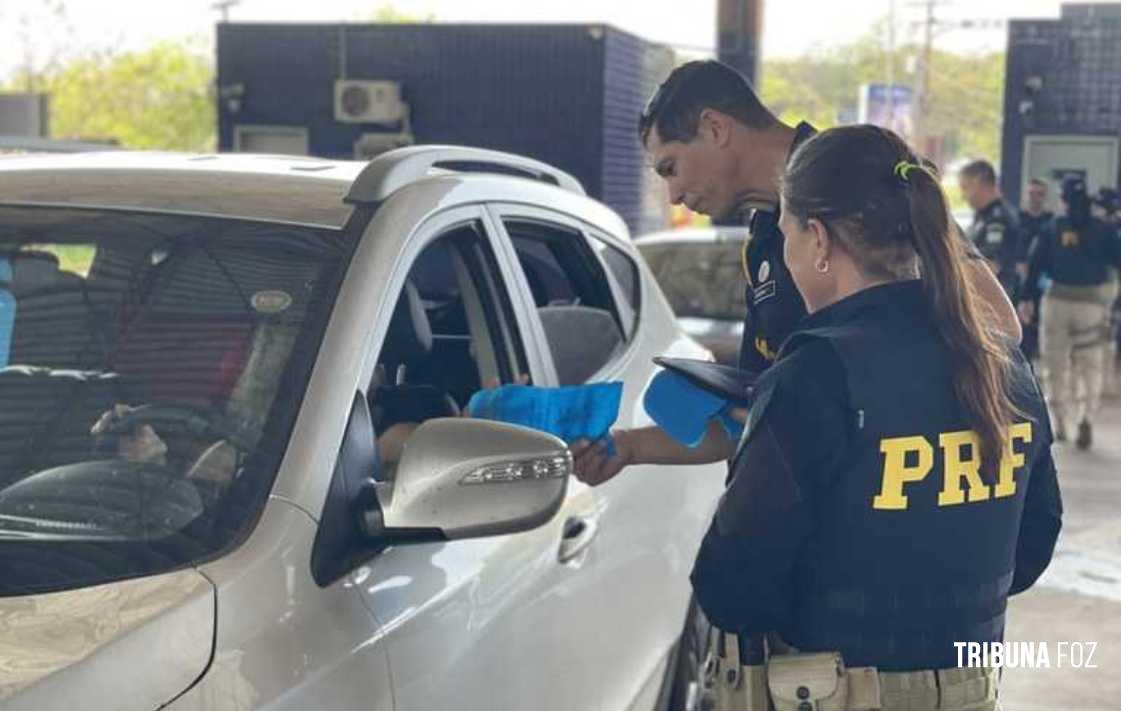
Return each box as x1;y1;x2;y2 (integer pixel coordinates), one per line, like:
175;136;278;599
766;652;847;711
702;631;769;711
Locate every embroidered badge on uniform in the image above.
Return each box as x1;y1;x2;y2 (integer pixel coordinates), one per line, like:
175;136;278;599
1061;230;1080;248
757;259;770;283
985;224;1004;245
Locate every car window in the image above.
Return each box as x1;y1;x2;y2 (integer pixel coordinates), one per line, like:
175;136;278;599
0;205;348;596
370;221;529;475
639;241;747;321
504;219;627;385
589;235;640;339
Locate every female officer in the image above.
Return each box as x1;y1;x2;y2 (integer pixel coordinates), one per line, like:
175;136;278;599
686;125;1061;710
1019;177;1121;449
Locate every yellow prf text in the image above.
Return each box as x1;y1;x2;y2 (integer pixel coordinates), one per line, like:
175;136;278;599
873;422;1033;510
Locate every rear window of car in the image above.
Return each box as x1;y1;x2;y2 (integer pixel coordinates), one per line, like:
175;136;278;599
639;241;747;321
0;205;349;596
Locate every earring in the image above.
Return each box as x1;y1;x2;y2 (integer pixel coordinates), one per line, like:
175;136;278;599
815;259;830;274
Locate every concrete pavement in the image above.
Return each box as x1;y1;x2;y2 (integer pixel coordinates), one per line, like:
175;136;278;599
1000;374;1121;710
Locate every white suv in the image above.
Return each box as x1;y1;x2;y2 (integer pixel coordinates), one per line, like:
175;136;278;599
0;147;724;710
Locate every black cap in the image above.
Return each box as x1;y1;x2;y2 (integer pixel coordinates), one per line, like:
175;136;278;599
1061;176;1087;202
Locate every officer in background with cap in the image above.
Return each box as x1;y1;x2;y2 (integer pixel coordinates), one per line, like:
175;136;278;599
1020;176;1121;449
960;160;1027;298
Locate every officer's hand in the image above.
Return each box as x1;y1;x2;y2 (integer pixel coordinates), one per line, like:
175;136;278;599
571;430;634;487
1018;301;1035;325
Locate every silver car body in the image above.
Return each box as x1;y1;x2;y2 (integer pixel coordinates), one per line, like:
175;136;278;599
0;150;725;710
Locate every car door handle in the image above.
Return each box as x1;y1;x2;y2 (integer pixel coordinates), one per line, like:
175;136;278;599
558;515;599;564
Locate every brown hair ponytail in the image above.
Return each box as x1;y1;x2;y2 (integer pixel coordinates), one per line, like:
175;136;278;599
782;125;1020;473
904;167;1018;472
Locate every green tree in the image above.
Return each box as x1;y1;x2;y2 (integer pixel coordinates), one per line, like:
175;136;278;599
364;4;436;22
759;25;1004;169
15;39;216;151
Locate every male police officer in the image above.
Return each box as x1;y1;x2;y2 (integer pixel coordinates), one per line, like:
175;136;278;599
573;62;1020;477
639;61;1020;374
1020;178;1056;250
1018;178;1056;359
960;160;1027;298
1021;177;1121;448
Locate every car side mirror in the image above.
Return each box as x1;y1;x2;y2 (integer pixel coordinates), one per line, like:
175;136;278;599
360;418;570;543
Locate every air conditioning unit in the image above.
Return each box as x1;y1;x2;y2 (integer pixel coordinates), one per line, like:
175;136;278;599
334;80;407;124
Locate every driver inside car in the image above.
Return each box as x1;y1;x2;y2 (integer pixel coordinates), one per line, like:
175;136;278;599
86;319;301;486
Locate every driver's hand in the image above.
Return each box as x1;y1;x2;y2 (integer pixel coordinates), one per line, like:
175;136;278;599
460;374;531;417
90;404;169;464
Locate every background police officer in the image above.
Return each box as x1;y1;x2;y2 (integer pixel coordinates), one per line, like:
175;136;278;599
1019;178;1056;359
690;125;1061;710
1020;177;1121;448
960;159;1027;297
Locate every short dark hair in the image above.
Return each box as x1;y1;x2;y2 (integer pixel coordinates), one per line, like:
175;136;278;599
638;60;775;146
960;160;997;185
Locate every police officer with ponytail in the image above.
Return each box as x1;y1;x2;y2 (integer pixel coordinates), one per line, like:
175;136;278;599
1020;176;1121;449
690;125;1062;710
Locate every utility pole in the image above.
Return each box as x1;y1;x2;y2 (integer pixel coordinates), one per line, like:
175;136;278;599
887;0;897;129
911;0;938;155
212;0;240;24
717;0;765;88
907;1;1005;157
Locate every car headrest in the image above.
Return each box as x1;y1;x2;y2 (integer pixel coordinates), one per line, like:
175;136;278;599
537;305;623;385
384;280;433;364
8;251;64;294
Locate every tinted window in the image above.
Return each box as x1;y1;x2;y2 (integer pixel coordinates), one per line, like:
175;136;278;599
639;241;747;321
590;237;640;339
0;206;347;596
505;219;626;385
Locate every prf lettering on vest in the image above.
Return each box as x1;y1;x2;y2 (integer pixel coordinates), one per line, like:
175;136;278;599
872;423;1033;510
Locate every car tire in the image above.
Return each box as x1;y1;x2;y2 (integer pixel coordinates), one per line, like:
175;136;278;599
663;597;714;711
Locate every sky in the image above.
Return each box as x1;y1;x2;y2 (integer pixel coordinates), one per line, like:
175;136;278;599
0;0;1109;82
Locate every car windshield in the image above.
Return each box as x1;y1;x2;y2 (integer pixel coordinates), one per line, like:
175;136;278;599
0;206;349;596
639;241;747;321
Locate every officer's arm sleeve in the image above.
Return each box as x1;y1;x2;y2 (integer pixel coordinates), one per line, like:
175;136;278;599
737;305;770;373
691;343;848;634
1023;230;1050;303
1013;223;1030;263
1108;225;1121;269
1010;446;1063;595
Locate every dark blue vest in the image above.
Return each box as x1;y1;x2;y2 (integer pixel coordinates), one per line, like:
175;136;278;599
778;289;1052;671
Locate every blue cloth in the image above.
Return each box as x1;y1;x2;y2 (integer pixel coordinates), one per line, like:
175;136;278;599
0;258;14;368
466;382;623;453
643;370;744;448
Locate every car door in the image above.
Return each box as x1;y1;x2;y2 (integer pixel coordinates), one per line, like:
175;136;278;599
488;203;727;710
343;205;610;711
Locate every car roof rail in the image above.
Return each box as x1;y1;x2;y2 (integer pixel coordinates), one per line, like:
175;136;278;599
344;145;586;204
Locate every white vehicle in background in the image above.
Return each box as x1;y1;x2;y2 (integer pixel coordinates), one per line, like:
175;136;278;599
635;227;752;365
0;147;725;711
